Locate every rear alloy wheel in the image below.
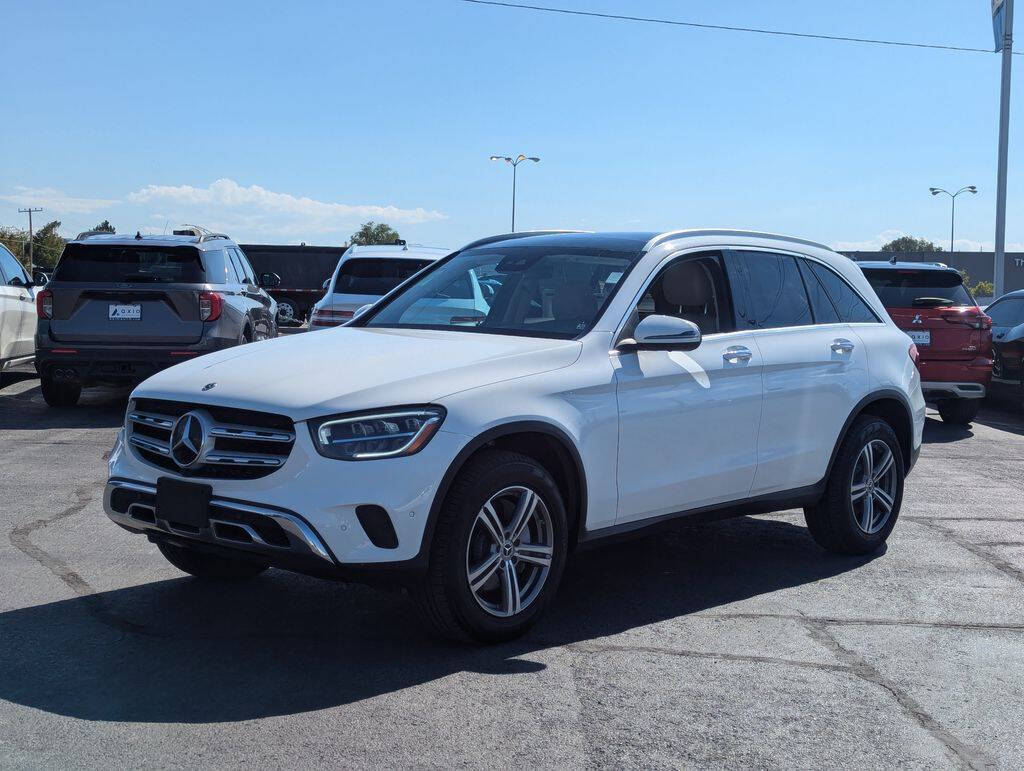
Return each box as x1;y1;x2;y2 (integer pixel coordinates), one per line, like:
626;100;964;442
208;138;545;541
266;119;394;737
937;398;980;426
40;373;81;407
156;541;268;579
414;449;568;643
804;416;904;555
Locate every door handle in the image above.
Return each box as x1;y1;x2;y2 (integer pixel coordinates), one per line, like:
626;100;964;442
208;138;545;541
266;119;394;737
831;338;855;354
18;295;26;301
723;345;753;363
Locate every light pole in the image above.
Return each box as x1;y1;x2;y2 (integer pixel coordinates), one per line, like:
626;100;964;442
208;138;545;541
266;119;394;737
929;186;977;253
490;154;540;231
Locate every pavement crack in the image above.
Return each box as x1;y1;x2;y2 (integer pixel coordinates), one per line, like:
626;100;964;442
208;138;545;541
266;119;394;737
7;479;157;637
913;519;1024;585
697;611;1024;633
801;620;993;770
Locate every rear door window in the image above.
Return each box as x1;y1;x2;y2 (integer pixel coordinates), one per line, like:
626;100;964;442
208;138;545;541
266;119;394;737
862;268;974;309
336;258;433;295
53;244;205;283
809;263;881;322
724;250;813;329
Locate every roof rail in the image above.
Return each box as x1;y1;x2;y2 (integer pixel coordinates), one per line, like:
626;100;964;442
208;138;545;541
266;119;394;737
173;224;231;243
458;230;587;252
643;228;833;253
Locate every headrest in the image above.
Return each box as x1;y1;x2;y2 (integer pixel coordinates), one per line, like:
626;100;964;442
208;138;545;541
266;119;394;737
661;261;712;306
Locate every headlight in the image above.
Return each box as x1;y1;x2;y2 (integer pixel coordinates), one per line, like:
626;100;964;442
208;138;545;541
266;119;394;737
308;406;446;461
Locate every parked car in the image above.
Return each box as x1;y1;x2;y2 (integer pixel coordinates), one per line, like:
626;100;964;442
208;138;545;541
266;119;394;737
308;243;451;329
104;230;924;642
984;289;1024;408
36;227;280;407
0;243;38;385
240;243;347;325
860;260;992;425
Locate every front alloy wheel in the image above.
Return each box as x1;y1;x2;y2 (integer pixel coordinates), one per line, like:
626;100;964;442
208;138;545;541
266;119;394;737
414;449;568;643
466;486;554;618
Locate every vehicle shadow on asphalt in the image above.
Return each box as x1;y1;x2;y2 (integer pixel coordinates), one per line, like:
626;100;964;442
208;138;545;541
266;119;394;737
0;378;127;431
0;515;876;723
921;416;973;444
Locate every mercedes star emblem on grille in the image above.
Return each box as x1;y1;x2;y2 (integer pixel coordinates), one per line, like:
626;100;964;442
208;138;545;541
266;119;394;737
170;412;206;468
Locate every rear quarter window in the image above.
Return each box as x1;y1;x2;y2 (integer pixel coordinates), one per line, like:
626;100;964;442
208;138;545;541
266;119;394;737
809;262;880;323
53;244;206;283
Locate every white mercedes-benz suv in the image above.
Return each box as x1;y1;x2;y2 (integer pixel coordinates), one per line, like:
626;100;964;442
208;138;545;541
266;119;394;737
105;230;925;642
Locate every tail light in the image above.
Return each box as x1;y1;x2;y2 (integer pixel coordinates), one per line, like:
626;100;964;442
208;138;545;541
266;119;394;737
908;343;920;365
940;309;991;330
310;308;353;327
199;291;223;321
36;289;53;319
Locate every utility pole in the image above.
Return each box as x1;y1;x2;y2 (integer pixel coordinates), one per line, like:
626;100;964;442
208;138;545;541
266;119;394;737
994;0;1014;299
18;207;43;276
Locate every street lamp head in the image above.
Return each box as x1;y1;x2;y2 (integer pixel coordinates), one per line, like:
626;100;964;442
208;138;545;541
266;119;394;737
527;157;540;163
516;154;526;162
929;188;941;195
968;186;978;193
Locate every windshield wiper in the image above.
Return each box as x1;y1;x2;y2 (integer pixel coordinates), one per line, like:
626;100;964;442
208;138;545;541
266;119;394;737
912;297;955;307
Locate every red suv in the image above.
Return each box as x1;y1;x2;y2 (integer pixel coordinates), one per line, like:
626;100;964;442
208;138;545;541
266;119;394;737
861;261;992;425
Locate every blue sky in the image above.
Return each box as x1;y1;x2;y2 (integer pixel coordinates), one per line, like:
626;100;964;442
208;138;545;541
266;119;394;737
0;0;1020;251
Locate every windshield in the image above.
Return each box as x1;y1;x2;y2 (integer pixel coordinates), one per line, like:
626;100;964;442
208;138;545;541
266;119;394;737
54;243;206;283
335;257;433;295
863;268;975;308
362;245;641;339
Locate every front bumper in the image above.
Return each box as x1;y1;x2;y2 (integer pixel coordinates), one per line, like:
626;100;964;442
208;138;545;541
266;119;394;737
104;421;470;569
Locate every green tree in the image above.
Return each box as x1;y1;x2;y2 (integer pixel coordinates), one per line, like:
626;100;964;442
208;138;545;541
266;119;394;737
350;221;400;245
30;220;67;271
880;236;943;253
970;280;994;297
92;219;116;233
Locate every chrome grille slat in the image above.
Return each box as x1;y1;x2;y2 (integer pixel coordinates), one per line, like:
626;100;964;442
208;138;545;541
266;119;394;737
129;435;171;456
129;411;176;430
208;425;294;443
204;451;284;467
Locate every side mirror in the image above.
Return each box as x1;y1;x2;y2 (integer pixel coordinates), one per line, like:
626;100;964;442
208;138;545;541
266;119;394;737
322;279;331;290
353;304;374;318
10;276;25;288
259;272;282;288
618;315;702;352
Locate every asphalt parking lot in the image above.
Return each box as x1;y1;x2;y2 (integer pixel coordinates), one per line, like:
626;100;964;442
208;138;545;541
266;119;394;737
1;368;1022;769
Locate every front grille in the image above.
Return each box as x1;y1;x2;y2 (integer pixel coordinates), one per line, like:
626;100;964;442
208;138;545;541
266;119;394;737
126;398;295;479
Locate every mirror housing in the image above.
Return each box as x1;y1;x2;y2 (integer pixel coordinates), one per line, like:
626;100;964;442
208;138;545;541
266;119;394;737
353;304;374;318
259;272;282;288
322;278;331;290
618;315;702;352
9;276;25;288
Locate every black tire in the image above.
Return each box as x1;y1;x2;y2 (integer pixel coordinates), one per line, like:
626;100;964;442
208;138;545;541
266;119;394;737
40;373;81;407
156;541;268;579
937;398;980;425
804;416;905;555
276;299;299;326
240;325;253;344
413;449;569;643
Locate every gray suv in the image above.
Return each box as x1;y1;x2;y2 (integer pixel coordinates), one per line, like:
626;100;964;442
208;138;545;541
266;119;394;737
35;227;279;407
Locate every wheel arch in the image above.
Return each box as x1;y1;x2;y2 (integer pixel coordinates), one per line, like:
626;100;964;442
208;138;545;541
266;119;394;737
827;390;915;479
420;421;588;560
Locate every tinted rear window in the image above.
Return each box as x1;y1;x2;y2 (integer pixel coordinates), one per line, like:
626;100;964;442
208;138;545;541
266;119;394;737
863;268;974;307
54;243;205;283
335;257;432;295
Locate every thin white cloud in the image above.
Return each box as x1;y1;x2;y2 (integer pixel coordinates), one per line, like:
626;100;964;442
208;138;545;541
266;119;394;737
126;178;446;239
831;230;1024;253
0;186;119;214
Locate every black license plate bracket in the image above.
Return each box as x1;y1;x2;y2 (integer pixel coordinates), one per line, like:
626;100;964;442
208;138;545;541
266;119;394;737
156;477;212;529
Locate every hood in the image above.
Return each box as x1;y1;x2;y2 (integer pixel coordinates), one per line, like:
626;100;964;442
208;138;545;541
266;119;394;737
134;327;582;422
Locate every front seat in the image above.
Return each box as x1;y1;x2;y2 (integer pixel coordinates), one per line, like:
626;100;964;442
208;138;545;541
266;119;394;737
655;261;718;333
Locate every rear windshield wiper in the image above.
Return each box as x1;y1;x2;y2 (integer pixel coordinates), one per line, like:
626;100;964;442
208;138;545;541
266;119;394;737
912;297;955;307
